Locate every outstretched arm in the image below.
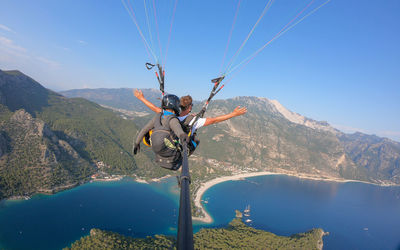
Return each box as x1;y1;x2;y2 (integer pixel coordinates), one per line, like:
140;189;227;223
203;106;247;127
134;89;162;113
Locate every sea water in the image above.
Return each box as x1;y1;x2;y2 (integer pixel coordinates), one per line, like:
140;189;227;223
202;175;400;250
0;178;180;250
0;175;399;249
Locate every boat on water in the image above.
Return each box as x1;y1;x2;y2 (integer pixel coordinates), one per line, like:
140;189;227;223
245;219;252;223
244;204;251;216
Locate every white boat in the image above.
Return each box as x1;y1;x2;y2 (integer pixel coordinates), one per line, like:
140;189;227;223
245;219;252;223
244;205;250;213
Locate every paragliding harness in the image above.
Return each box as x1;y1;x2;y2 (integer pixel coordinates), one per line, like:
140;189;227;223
143;113;199;156
142;62;225;158
150;111;182;170
179;114;199;156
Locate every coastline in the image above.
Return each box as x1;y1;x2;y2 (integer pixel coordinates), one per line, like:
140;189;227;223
191;170;397;223
1;174;172;203
134;175;173;184
92;177;123;182
2;170;397;204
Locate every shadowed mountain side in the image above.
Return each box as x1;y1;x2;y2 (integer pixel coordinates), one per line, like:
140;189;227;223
0;70;50;115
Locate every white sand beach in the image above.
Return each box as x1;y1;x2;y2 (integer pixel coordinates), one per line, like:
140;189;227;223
192;171;280;223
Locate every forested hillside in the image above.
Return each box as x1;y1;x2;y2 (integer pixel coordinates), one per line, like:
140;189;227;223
65;217;325;250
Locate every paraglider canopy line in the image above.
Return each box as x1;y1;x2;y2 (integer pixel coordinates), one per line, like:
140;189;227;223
121;0;158;62
143;0;155;56
225;0;331;78
224;0;275;75
152;0;163;61
164;0;179;70
219;0;242;75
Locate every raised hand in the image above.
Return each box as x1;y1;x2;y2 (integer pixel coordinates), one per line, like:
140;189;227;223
232;106;247;116
134;89;144;99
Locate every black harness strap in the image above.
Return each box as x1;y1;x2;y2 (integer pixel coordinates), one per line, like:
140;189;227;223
188;75;225;137
146;62;165;96
145;62;155;70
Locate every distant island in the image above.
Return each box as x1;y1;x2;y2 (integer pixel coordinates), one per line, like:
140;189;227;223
64;213;327;250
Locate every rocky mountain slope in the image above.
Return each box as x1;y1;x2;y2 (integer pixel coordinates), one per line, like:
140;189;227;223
339;132;400;183
0;109;92;197
192;97;368;182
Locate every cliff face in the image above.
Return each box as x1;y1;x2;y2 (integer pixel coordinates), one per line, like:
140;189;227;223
8;109;85;166
0;109;93;198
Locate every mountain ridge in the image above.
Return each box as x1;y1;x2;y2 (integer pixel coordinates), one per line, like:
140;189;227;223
60;88;343;136
60;87;400;188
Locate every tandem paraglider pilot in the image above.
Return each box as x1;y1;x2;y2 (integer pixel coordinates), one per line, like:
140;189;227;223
133;94;189;171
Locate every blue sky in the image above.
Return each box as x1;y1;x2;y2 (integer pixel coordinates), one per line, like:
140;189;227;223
1;0;399;141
